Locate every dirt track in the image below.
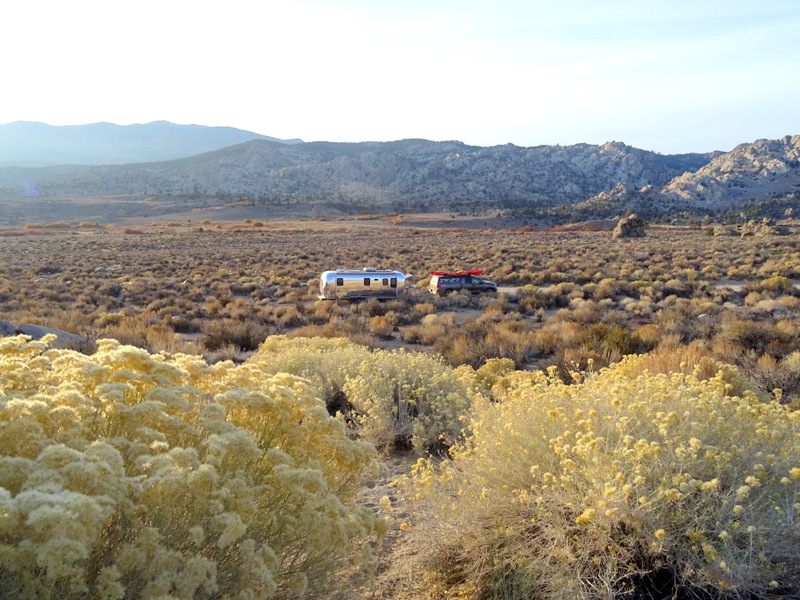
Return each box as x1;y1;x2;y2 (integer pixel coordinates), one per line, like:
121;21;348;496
356;454;427;600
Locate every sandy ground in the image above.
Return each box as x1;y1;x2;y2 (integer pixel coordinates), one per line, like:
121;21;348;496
355;454;429;600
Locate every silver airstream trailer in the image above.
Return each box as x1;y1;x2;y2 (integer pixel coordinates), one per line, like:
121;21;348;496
319;268;411;301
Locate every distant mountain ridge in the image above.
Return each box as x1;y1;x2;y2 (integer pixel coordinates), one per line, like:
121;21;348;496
0;138;716;206
0;123;797;223
0;121;301;166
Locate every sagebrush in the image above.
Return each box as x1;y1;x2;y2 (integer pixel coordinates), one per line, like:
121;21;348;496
404;356;800;599
0;335;384;599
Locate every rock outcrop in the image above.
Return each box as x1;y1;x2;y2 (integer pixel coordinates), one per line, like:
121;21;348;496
612;214;647;238
0;321;87;350
738;218;789;237
657;135;800;211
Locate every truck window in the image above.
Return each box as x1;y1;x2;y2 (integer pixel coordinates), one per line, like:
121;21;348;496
363;278;371;286
336;278;344;286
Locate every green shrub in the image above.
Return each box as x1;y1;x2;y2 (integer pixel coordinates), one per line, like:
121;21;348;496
573;322;655;356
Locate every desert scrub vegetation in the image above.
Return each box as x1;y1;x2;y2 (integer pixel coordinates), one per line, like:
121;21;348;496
0;226;799;403
403;355;800;600
0;334;384;599
252;336;474;454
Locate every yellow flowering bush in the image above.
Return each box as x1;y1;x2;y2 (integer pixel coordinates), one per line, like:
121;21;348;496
252;336;473;453
0;335;383;599
405;356;800;599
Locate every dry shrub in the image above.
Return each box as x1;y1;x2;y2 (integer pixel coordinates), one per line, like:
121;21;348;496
517;284;548;312
559;346;622;376
719;319;773;354
744;291;765;307
421;316;536;369
19;310;94;339
569;299;604;324
741;351;800;406
757;276;795;294
646;336;716;373
253;336;473;453
616;340;770;402
103;318;150;348
634;323;663;346
533;320;582;355
573;322;654;357
774;318;800;344
413;302;437;316
0;336;383;599
369;314;397;339
93;312;125;328
225;297;255;320
311;300;340;322
271;305;306;330
355;298;388;317
287;324;331;340
404;356;800;600
401;313;455;346
435;333;495;368
775;295;800;310
484;321;537;367
200;318;272;352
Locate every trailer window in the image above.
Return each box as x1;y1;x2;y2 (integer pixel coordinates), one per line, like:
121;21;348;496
336;278;344;286
390;278;397;288
382;278;389;286
363;278;371;286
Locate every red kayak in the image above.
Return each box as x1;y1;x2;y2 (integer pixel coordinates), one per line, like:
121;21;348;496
429;269;484;276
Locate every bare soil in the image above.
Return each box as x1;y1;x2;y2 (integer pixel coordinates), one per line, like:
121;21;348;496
356;454;426;600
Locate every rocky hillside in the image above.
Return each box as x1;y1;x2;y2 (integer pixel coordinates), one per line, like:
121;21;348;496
657;135;800;210
0;132;798;221
0;139;712;209
544;136;800;220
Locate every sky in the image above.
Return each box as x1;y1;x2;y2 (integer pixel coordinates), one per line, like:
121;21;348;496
2;0;799;154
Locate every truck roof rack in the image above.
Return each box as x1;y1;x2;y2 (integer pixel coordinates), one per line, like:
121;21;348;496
429;269;484;276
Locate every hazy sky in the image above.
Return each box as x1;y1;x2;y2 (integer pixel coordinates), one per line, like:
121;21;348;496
2;0;799;154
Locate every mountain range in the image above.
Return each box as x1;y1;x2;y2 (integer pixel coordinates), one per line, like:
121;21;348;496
0;121;301;167
0;121;798;224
